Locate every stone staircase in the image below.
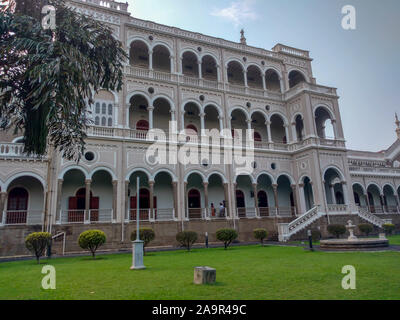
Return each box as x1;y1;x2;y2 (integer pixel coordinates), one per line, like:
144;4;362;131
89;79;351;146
278;206;324;242
357;207;391;228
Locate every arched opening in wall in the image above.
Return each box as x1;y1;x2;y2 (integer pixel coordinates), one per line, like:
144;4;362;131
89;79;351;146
184;102;201;142
367;185;382;213
247;65;263;89
61;169;85;223
288;70;306;88
136;120;149;131
335;191;344;205
265;69;281;92
153;45;171;72
303;177;314;211
128;171;150;221
383;185;397;213
91;170;113;222
227;61;245;85
153;98;172;133
129;40;149;68
186;172;204;220
324;168;345;206
204;105;221;133
182;51;199;77
277;175;294;216
68;188;99;222
295;115;304;141
208;174;225;218
352;183;366;208
257;174;274;216
154;172;174;221
315;107;335;139
270;114;287;144
231;109;248;142
6;187;28;224
236;175;253;218
129;94;149;132
251;112;268;146
202;55;218;81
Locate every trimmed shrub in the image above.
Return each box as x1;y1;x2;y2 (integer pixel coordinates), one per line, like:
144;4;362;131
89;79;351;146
25;232;52;264
216;228;238;250
254;228;268;244
358;224;373;236
131;228;155;255
327;224;346;239
78;230;106;259
176;231;198;251
383;223;395;235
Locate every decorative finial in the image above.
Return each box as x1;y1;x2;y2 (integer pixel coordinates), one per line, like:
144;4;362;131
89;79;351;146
240;29;247;45
395;113;400;140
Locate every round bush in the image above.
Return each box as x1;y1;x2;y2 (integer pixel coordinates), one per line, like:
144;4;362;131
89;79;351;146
327;224;346;239
383;223;395;235
25;232;52;264
131;228;155;255
358;224;373;236
254;228;268;244
78;230;106;259
176;231;198;251
216;228;238;250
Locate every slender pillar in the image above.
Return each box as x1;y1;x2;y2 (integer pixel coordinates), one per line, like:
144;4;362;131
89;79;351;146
233;182;238;218
56;179;63;222
298;183;307;213
148;106;154;129
284;124;290;143
341;181;349;205
149;181;155;220
172;182;178;220
203;182;209;218
380;194;386;212
184;182;188;220
217;65;221;82
253;184;259;217
0;192;7;224
125;180;130;221
262;73;266;91
330;184;336;204
246;119;252;141
331;119;338;139
85;179;91;223
112;180;118;221
169;55;174;74
244;70;248;87
170;109;176;122
200;112;206;135
198;61;202;79
291;184;300;216
223;183;230;218
218;116;224;132
266;121;273;143
272;184;279;215
149;50;153;70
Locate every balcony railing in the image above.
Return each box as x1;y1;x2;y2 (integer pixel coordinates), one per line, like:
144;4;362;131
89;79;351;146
57;209;113;224
2;210;43;225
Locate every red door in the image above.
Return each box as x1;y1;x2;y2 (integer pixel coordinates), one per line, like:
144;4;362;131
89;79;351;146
7;188;28;224
90;197;99;221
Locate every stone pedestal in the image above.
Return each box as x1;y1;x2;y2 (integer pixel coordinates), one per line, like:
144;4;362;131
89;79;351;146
130;240;146;270
194;267;216;285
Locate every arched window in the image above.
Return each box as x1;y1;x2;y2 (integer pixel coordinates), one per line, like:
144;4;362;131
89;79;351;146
108;117;113;127
7;187;28;224
95;116;100;126
188;189;201;208
95;103;100;114
136;120;149;131
108;104;113;116
101;117;106;126
254;132;262;142
102;103;107;114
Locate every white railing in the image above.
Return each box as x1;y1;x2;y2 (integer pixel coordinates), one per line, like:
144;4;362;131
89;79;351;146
278;207;296;217
2;210;43;225
78;0;128;11
258;207;271;218
89;126;115;137
129;209;151;222
154;208;175;221
278;206;322;242
327;204;348;213
237;207;257;219
187;208;205;220
58;209;112;224
0;143;25;157
357;207;386;228
89;209;113;223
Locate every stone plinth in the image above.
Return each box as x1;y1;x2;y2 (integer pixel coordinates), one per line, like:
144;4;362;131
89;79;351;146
194;267;216;285
130;240;146;270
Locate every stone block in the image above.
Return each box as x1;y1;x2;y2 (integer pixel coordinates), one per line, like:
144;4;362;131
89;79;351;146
194;266;216;285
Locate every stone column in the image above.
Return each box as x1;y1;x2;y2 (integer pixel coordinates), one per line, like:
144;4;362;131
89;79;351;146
298;183;307;213
380;194;386;212
172;181;178;220
262;72;266;91
284;124;290;143
125;180;130;221
330;184;336;204
365;192;371;212
181;111;186;131
148;50;153;70
246;119;252;141
199;112;206;136
291;184;299;216
149;181;155;220
170;109;176;122
0;191;7;224
272;184;279;215
331;119;338;139
85;179;91;223
243;70;248;87
218;116;224;132
223;183;230;218
179;57;183;74
198;61;202;79
233;182;238;218
341;181;349;205
217;65;221;82
56;179;63;222
112;180;118;221
253;184;259;216
184;182;188;220
291;122;297;141
266;121;273;143
169;55;175;73
148;106;154;130
203;182;209;218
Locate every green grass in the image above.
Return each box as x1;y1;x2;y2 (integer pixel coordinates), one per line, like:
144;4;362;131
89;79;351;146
1;245;399;300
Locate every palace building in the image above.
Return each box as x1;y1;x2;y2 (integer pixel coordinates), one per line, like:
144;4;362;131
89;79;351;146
1;0;399;256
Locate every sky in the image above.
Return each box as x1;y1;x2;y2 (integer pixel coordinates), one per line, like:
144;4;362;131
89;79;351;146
127;0;400;152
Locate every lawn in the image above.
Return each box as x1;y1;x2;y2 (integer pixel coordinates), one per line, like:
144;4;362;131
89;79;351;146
1;244;399;300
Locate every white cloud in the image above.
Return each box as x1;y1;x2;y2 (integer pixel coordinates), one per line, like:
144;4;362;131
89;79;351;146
211;0;258;27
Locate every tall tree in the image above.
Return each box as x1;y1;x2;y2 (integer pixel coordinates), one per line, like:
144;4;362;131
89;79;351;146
0;0;127;160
